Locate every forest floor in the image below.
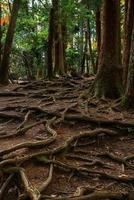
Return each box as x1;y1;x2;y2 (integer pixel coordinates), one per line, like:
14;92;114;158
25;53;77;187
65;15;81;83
0;76;134;200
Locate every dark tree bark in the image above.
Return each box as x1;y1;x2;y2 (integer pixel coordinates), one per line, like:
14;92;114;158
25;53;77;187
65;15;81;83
95;9;101;73
0;0;20;85
94;0;123;99
0;4;2;66
122;0;134;87
53;0;65;76
125;16;134;107
80;30;88;74
87;18;95;74
62;22;67;73
47;8;54;80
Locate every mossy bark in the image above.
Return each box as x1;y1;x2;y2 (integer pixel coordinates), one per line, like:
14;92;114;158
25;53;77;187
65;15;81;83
94;0;123;99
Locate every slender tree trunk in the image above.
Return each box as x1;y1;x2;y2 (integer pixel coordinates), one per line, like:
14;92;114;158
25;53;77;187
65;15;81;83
79;20;84;72
62;22;67;73
94;0;122;98
0;0;20;85
58;22;64;75
95;10;101;73
47;8;54;80
122;0;134;87
87;18;95;74
80;31;88;74
125;18;134;107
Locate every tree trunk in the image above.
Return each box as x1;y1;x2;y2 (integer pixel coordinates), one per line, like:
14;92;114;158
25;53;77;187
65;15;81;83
94;0;122;99
53;0;64;76
47;7;54;80
80;31;88;74
0;4;2;65
0;0;20;85
79;20;84;72
125;17;134;107
122;0;134;87
62;22;67;73
87;18;95;74
95;9;101;73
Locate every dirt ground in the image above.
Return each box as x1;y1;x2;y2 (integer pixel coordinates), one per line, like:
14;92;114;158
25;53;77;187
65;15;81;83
0;77;134;200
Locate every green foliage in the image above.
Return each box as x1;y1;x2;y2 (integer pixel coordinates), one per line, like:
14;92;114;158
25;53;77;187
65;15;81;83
36;155;48;162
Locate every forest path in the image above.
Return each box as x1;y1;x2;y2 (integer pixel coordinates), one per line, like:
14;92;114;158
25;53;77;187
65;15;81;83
0;77;134;200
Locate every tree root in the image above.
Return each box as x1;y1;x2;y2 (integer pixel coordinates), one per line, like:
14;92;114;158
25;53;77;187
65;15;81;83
0;117;57;157
0;118;47;139
0;91;26;97
97;152;127;164
97;152;134;168
41;190;127;200
37;159;134;183
64;113;134;128
20;169;39;200
17;110;31;130
0;128;117;167
0;111;22;120
0;174;14;199
39;159;54;194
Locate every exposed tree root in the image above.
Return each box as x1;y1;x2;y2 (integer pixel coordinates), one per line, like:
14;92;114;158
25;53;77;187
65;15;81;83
0;174;14;200
17;110;32;130
0;118;47;139
65;154;113;169
0;111;22;120
20;169;39;200
0;128;117;167
36;159;134;183
1;78;134;198
41;190;127;200
0;91;26;97
39;160;54;194
64;113;134;128
0;117;57;157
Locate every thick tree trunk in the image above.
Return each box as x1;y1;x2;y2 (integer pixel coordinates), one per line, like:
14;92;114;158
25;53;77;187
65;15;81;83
125;19;134;107
0;4;2;65
53;0;64;76
122;0;134;87
0;0;20;85
94;0;122;99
